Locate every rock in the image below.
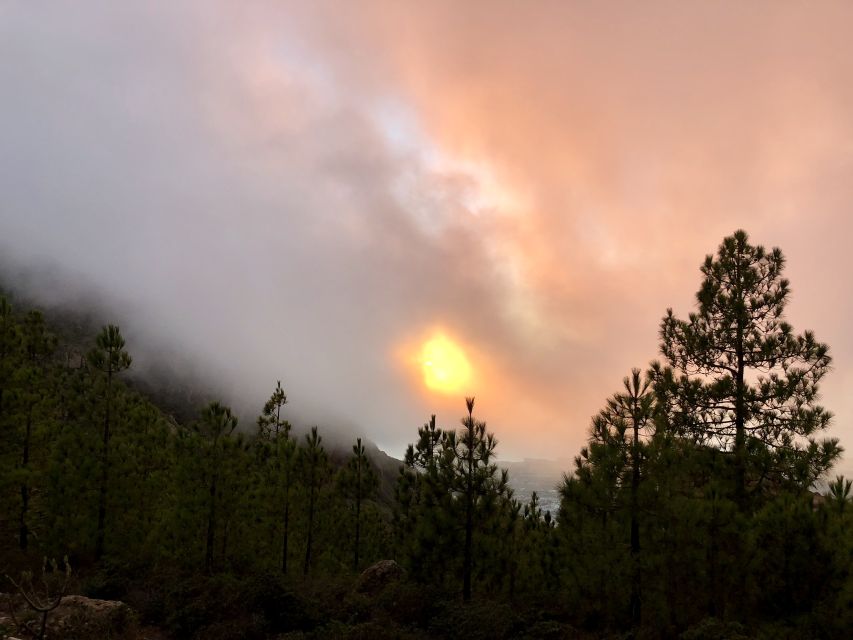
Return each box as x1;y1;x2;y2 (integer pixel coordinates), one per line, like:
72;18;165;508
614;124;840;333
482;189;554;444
1;592;136;639
355;560;406;595
51;595;136;637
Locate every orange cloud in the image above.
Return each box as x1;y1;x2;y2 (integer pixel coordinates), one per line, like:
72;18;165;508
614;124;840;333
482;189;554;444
4;2;852;471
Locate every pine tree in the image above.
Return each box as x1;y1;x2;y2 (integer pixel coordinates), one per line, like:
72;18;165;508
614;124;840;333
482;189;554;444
558;377;658;627
407;414;443;472
338;437;378;571
0;296;17;418
396;415;455;584
300;426;327;576
87;324;132;560
660;230;838;507
215;433;252;568
504;497;522;600
448;397;507;602
195;401;238;573
16;311;56;550
258;380;289;440
113;399;173;555
41;363;100;556
257;380;295;573
827;475;851;516
276;434;296;573
592;369;655;625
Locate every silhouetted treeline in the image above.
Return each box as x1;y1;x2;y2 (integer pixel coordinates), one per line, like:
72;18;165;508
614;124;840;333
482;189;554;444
1;231;851;640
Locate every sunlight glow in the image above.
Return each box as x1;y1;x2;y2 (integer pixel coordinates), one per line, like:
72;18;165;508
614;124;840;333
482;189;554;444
421;333;472;394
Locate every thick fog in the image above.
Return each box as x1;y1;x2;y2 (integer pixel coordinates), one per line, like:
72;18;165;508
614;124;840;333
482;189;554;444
1;3;852;473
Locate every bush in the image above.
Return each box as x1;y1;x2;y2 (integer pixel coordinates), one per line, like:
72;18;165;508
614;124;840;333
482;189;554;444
428;600;519;640
681;618;753;640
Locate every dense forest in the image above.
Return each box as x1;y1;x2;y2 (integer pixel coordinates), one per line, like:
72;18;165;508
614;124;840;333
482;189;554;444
1;231;851;640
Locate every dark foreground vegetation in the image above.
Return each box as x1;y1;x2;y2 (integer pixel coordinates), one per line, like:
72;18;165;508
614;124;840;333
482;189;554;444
1;231;851;639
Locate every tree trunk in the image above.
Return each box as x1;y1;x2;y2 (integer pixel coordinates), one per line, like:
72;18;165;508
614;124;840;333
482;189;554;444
205;474;217;573
304;469;315;576
463;414;474;602
0;316;7;418
354;457;362;571
95;364;112;560
734;336;746;509
708;499;719;617
733;252;747;510
282;481;290;574
39;610;48;640
221;516;229;562
508;531;517;601
19;404;33;550
630;417;641;625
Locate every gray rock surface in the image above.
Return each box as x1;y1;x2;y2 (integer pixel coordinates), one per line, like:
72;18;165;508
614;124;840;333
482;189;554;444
355;559;406;594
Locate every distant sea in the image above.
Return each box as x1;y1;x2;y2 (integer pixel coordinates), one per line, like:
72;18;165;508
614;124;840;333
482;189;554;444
499;458;570;518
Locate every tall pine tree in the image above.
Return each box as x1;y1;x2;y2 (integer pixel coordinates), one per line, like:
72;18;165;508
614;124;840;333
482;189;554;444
300;426;327;576
195;401;238;573
338;437;378;571
660;230;837;507
16;311;56;549
87;324;131;559
449;397;507;601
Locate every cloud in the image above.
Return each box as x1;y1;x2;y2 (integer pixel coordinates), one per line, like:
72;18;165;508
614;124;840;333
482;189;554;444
1;2;851;473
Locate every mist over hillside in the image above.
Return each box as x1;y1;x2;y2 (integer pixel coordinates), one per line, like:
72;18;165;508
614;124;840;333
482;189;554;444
1;261;569;506
0;262;401;459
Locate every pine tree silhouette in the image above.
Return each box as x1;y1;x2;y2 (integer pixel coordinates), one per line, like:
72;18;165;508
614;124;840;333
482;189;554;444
87;324;131;560
660;230;837;507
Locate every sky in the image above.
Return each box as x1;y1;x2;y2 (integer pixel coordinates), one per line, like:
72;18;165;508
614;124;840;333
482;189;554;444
1;2;852;473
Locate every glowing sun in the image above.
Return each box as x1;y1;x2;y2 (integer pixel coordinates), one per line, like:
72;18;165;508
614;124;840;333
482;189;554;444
420;333;472;394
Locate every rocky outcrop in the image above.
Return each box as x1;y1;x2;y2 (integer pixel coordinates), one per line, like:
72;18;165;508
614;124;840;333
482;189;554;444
1;592;136;639
355;560;406;595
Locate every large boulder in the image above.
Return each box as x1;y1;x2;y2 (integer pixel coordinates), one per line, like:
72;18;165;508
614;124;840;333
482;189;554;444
1;593;136;639
355;560;406;595
52;595;135;636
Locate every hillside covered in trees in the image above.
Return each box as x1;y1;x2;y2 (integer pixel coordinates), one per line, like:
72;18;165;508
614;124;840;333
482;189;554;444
1;231;851;640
